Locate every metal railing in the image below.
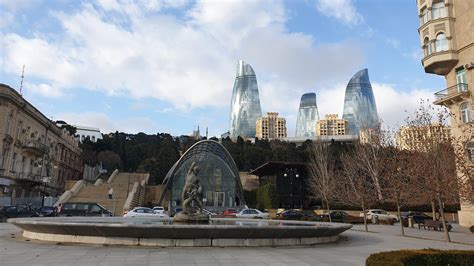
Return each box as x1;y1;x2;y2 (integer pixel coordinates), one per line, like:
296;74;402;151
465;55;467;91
14;172;44;182
434;83;469;100
23;139;50;154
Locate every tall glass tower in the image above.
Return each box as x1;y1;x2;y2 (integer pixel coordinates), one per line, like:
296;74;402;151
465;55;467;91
229;60;262;139
295;93;319;138
342;69;379;135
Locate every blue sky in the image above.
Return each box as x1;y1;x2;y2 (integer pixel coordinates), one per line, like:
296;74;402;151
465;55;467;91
0;0;446;136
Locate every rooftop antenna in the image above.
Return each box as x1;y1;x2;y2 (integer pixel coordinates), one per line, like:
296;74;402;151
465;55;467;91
19;64;25;95
206;127;208;139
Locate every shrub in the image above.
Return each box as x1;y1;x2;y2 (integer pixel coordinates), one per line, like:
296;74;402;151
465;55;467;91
366;249;474;266
256;184;279;209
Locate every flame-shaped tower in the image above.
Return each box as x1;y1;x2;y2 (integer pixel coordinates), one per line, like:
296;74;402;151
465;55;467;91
229;60;262;139
295;93;319;138
342;69;379;135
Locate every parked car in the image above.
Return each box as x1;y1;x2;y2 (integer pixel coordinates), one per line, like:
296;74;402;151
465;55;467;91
124;207;169;218
152;206;165;214
202;209;217;216
360;209;399;222
235;208;269;219
38;206;57;217
319;211;367;224
58;202;112;217
276;209;304;220
223;208;238;217
0;205;39;222
401;211;433;224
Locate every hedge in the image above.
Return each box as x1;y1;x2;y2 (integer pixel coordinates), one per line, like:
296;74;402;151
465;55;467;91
366;249;474;266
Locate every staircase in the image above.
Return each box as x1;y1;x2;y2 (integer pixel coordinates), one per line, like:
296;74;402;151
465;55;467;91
67;172;149;216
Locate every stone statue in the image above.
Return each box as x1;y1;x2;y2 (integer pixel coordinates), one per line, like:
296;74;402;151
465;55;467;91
174;161;209;222
182;162;204;214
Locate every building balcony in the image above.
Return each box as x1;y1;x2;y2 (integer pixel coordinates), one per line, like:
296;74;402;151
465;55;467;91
3;133;13;144
422;50;458;75
14;172;44;183
434;83;470;106
22;140;50;156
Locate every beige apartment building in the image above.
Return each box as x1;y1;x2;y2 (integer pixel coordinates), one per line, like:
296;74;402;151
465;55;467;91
255;112;287;139
0;84;82;198
395;124;451;151
316;114;347;136
416;0;473;226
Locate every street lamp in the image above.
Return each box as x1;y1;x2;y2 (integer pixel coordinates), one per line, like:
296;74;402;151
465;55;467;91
284;168;299;209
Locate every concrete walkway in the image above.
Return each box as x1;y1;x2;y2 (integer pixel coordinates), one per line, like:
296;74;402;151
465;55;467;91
0;223;473;266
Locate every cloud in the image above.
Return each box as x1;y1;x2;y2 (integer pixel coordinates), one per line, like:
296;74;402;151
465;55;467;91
315;0;363;26
56;111;163;134
2;0;364;113
25;82;64;98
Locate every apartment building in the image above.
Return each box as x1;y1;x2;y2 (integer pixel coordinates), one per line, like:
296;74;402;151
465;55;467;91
416;0;473;226
0;84;82;198
316;114;347;136
255;112;287;139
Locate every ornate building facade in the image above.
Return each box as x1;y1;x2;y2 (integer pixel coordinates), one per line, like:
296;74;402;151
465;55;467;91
316;114;347;136
0;84;82;198
416;0;473;227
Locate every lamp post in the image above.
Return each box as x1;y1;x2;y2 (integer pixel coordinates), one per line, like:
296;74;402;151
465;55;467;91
283;168;299;209
108;187;115;216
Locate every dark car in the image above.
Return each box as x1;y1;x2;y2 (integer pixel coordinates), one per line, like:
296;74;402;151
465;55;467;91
0;206;39;222
38;206;57;217
403;211;433;224
58;202;112;217
319;211;367;224
276;209;304;220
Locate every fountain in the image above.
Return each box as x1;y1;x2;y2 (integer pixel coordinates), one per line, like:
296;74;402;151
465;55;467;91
8;141;352;247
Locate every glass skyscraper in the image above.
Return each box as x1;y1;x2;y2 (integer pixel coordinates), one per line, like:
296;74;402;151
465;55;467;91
229;60;262;139
295;93;319;138
342;69;379;135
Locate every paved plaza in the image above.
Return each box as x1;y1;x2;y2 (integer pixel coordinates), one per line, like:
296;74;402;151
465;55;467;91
0;222;473;266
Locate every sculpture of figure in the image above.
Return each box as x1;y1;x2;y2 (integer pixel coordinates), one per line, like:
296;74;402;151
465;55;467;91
181;162;204;214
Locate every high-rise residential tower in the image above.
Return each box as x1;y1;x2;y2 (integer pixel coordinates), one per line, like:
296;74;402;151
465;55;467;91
416;0;473;227
229;60;262;139
295;93;319;138
342;69;379;135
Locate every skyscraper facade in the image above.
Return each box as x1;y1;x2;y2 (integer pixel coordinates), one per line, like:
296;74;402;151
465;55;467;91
229;60;262;139
295;93;319;138
342;69;379;135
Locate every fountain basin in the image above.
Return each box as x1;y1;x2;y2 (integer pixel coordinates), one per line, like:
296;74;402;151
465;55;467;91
8;217;352;247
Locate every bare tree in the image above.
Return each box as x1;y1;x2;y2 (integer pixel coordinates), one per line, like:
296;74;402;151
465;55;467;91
340;147;378;232
403;100;461;242
308;141;337;222
381;146;418;237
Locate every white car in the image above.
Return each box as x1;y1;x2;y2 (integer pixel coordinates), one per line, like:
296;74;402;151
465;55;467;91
124;207;169;218
235;208;270;219
360;209;398;222
152;206;165;214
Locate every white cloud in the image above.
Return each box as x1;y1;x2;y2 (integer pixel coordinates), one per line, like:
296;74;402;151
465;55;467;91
2;0;364;113
25;82;64;98
315;0;363;26
56;111;163;134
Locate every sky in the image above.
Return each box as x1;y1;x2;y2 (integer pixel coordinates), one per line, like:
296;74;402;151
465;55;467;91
0;0;446;137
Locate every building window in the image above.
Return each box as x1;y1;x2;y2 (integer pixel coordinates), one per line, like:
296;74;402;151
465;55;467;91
456;68;467;92
91;136;96;142
435;33;448;52
420;7;428;25
11;153;17;172
423;37;431;56
467;142;474;161
460;102;472;124
431;1;446;20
